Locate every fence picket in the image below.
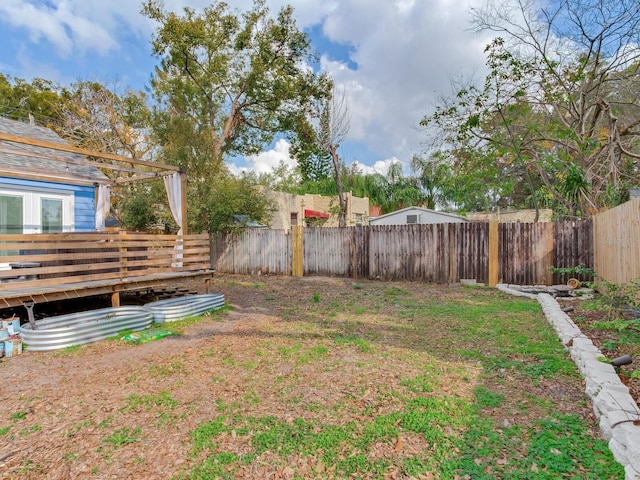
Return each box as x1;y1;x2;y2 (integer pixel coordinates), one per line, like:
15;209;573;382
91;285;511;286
211;220;596;285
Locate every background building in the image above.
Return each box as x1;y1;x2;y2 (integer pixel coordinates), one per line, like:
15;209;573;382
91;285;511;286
262;188;369;231
369;206;468;226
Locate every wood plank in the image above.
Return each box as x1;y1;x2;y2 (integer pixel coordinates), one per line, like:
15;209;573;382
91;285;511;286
0;131;181;172
0;271;214;308
292;225;303;277
488;221;499;287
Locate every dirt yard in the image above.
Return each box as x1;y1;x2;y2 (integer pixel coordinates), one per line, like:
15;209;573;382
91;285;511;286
0;274;632;479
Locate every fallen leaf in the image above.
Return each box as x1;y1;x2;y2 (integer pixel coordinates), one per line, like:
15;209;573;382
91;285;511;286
394;435;403;451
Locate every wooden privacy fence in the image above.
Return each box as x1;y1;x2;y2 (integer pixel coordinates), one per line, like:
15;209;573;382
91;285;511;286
593;198;640;284
211;220;593;286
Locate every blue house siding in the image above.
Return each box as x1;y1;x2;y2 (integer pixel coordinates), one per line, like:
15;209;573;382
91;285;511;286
0;176;96;232
73;188;96;231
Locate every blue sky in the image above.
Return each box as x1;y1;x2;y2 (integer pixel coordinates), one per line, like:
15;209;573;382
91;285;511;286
0;0;494;176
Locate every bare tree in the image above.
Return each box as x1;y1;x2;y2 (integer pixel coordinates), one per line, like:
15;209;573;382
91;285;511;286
314;85;351;226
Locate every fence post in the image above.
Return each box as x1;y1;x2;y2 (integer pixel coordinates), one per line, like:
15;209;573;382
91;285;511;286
119;230;128;280
542;223;554;285
292;225;304;277
448;223;456;283
488;221;499;287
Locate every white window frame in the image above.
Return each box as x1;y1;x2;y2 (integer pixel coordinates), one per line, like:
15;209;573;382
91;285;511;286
0;186;74;234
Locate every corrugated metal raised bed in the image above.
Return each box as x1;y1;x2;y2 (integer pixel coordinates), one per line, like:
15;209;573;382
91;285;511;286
20;306;154;352
144;293;225;323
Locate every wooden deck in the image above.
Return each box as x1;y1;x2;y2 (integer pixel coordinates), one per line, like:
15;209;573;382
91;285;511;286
0;232;213;309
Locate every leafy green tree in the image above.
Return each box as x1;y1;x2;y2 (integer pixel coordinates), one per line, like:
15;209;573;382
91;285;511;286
142;0;330;232
197;173;275;233
120;186;162;232
410;154;458;210
423;0;640;217
0;73;68;127
245;161;301;192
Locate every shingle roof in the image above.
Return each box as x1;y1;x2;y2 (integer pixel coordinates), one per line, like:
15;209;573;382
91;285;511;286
0;116;109;184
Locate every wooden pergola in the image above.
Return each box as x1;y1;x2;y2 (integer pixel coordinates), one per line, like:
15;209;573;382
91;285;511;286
0;131;188;234
0;131;214;312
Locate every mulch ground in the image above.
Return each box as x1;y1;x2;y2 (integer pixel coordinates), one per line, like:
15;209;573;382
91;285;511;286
563;300;640;407
0;274;635;479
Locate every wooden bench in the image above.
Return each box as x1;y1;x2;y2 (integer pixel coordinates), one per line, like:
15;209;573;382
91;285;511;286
0;232;213;310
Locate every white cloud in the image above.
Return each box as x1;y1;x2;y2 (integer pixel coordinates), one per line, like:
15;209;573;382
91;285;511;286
243;139;297;175
318;0;492;163
0;0;116;56
0;0;497;173
352;158;401;176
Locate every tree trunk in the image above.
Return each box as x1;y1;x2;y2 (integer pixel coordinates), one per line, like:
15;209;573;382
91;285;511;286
330;145;346;227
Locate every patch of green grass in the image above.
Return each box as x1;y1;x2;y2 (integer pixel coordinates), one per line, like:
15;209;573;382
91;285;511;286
0;426;10;435
312;292;320;303
296;345;328;364
98;416;113;429
474;386;504;408
54;344;82;356
383;286;410;296
17;459;44;475
19;424;40;436
154;307;228;336
148;359;186;377
241;359;259;370
10;411;27;421
102;426;142;447
400;374;435;394
64;451;79;463
628;370;640;380
243;390;261;405
277;342;302;361
186;392;475;478
123;391;178;412
65;420;94;437
188;452;239;479
443;413;622;479
334;334;371;352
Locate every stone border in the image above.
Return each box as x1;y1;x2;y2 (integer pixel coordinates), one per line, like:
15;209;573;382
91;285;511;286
497;284;640;480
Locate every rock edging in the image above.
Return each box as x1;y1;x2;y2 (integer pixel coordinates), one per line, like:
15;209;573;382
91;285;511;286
497;284;640;480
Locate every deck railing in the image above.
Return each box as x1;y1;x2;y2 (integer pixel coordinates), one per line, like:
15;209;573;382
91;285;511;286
0;232;212;307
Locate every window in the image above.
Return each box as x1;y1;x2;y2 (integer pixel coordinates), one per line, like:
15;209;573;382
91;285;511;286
0;194;24;257
407;214;418;224
290;212;298;226
0;194;24;234
0;187;73;234
41;198;63;233
355;213;363;226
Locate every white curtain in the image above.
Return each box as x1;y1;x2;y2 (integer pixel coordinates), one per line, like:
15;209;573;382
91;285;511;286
95;184;110;231
164;173;184;266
